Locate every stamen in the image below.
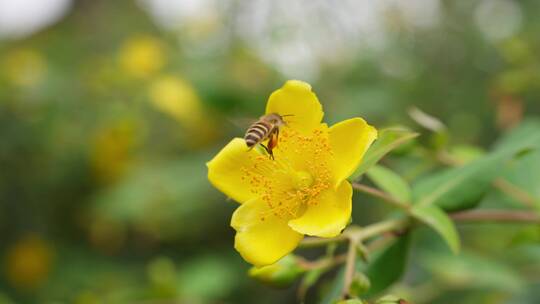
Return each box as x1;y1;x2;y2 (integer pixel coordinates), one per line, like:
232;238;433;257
242;125;333;222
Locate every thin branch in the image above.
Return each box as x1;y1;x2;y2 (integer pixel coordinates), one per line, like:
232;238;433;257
366;233;397;253
341;238;358;298
296;254;347;270
300;234;347;248
352;183;410;210
299;218;409;248
451;209;540;223
353;217;409;240
493;178;539;208
338;219;409;298
436;150;539;209
354;177;540;224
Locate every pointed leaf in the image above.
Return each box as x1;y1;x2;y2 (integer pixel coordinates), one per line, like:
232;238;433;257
363;234;411;296
413;143;533;211
367;165;411;203
319;266;345;304
410;205;460;254
351;127;418;180
423;251;524;292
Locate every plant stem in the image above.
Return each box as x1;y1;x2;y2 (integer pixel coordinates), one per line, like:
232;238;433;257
436;150;539;209
300;209;540;248
352;183;410;210
450;209;540;223
299;218;408;248
297;254;347;270
352;217;409;240
353;181;540;224
300;234;348;248
493;178;540;208
341;237;358;298
339;219;409;298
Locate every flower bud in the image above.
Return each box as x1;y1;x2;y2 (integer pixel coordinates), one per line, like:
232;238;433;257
248;255;304;288
349;272;371;297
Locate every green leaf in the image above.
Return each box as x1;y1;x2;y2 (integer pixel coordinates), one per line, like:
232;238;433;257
367;165;411;203
423;251;524;293
499;151;540;210
319;266;345;304
447;145;485;164
494;119;540;151
376;295;408;304
336;300;366;304
298;268;324;301
412;144;531;211
408;107;447;132
248;255;304;288
493;120;540;211
351;127;419;180
363;234;410;296
410;205;460;254
412;120;540;211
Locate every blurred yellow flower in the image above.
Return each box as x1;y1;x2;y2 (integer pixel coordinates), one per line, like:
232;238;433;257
119;35;165;78
91;121;136;184
149;76;203;125
207;80;377;266
4;234;53;289
2;48;46;88
148;75;219;146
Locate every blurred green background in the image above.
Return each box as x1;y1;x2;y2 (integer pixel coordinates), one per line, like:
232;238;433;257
1;0;540;303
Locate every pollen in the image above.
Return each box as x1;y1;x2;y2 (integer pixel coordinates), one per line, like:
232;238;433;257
241;126;333;221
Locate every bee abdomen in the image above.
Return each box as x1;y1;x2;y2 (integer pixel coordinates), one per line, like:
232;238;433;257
245;121;271;147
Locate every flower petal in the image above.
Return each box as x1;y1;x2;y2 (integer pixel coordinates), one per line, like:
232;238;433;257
231;199;304;266
207;138;259;203
265;80;323;134
288;181;352;238
329;118;377;185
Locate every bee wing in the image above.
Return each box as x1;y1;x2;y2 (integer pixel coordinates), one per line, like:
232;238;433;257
227;117;257;132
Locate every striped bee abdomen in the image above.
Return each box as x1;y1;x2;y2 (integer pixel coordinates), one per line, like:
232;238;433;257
245;121;272;148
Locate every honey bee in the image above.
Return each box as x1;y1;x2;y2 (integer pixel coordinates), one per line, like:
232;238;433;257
244;113;291;159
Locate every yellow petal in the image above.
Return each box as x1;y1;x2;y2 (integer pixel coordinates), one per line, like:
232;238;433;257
231;199;304;266
265;80;324;134
329;118;377;185
207;138;259;203
288;181;352;238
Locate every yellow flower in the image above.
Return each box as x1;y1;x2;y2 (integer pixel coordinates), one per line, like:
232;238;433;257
207;80;377;266
148;75;203;125
5;235;53;289
119;35;165;78
90;121;136;184
148;75;221;147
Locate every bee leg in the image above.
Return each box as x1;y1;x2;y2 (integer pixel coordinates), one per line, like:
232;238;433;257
265;129;278;160
260;143;274;160
259;143;270;154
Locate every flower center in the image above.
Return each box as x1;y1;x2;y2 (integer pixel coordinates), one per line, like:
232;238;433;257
294;171;313;189
241;126;333;221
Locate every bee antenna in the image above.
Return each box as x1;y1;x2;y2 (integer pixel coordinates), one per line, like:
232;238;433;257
281;114;295;117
